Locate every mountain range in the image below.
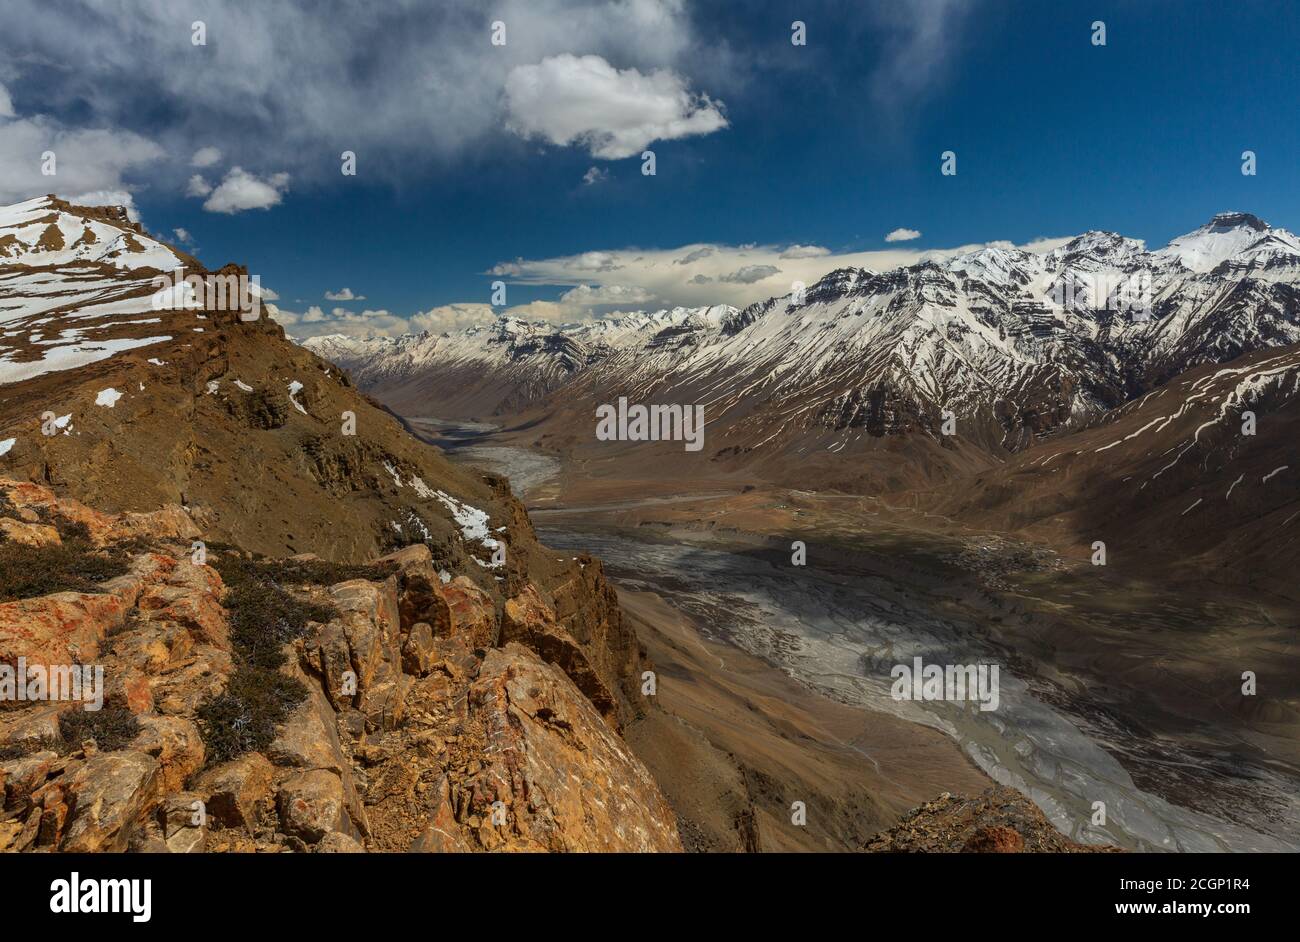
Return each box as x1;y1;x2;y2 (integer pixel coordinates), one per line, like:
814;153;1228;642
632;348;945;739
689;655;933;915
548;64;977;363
304;213;1300;592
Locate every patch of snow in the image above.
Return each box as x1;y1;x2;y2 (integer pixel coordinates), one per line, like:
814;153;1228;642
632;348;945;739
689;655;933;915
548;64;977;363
1262;465;1288;483
287;380;307;414
0;437;14;456
95;387;123;408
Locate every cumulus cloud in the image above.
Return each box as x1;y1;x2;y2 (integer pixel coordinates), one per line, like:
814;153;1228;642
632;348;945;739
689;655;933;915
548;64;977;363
885;228;922;242
185;174;212;198
273;301;500;340
0;0;711;191
484;233;1075;311
191;146;222;168
558;283;654;307
779;244;830;259
503;54;727;159
201;167;290;214
0;82;14;118
582;166;608;186
0;103;164;204
324;287;365;301
674;246;714;265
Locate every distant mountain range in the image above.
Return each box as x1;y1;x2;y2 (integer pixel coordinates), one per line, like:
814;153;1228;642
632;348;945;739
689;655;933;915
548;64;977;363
305;212;1300;461
304;213;1300;589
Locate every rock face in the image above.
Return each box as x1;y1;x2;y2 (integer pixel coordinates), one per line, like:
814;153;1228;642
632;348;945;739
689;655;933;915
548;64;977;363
0;481;681;853
864;787;1120;853
0;197;678;853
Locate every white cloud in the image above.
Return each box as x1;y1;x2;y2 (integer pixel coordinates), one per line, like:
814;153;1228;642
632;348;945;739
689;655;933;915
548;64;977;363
869;0;975;111
559;283;654;307
186;174;212;197
582;165;608;185
273;301;500;340
885;228;922;242
191;146;222;168
201;167;289;214
0;0;709;189
504;53;727;159
324;287;365;301
0;107;164;204
779;244;830;259
0;82;14;118
483;233;1076;311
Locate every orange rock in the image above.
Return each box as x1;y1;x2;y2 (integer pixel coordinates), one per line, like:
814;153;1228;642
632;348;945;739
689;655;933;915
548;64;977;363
0;591;128;671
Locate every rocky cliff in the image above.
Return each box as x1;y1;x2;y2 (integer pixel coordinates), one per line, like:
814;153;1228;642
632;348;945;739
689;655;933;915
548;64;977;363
0;196;679;852
0;481;680;852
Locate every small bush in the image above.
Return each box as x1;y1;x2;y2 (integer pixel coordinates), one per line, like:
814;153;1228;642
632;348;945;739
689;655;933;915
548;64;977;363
58;704;141;752
223;580;336;670
196;666;307;763
213;553;394;588
0;540;131;601
0;736;70;761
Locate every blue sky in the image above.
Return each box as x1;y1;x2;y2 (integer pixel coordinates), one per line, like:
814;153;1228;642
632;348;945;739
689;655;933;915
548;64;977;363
1;0;1296;337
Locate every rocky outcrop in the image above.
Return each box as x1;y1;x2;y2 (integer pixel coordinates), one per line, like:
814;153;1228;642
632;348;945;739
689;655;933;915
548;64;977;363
864;787;1120;853
0;480;680;853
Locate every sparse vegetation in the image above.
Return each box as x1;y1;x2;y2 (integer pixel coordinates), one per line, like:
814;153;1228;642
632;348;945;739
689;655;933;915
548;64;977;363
0;539;131;601
196;665;307;763
213;552;395;588
58;704;140;752
0;736;69;761
196;551;341;763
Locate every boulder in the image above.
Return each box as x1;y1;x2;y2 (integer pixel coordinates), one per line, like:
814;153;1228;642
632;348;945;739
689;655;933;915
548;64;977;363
401;622;438;675
129;715;205;792
191;752;274;829
277;769;350;844
0;518;60;546
431;577;497;649
0;592;128;671
61;751;162;852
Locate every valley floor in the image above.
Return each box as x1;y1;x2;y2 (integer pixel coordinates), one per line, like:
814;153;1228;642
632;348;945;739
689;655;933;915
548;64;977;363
412;418;1300;852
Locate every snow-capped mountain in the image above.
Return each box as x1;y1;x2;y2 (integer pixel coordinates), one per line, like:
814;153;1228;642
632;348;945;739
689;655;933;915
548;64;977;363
0;196;201;386
305;212;1300;482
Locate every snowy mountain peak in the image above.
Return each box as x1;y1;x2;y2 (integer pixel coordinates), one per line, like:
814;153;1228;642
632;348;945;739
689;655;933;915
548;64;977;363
0;195;186;272
1204;211;1269;232
1156;211;1287;273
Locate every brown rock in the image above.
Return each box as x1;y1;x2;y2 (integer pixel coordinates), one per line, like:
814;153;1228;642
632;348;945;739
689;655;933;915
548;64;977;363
501;584;619;725
0;518;60;546
963;825;1025;853
431;576;497;649
0;592;128;672
462;644;681;852
61;751;162;852
129;715;205;792
277;769;350;844
315;831;366;853
191;752;274;829
401;622;438;675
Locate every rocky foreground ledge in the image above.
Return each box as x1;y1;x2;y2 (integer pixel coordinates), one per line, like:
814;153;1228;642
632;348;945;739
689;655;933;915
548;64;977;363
0;479;681;852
